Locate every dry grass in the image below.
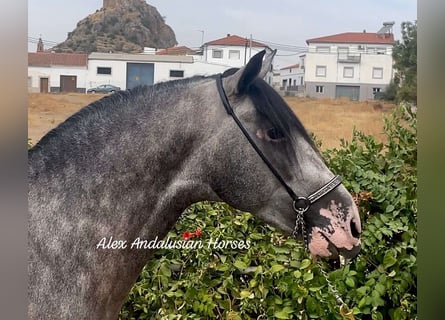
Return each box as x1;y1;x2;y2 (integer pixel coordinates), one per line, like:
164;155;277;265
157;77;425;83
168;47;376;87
28;93;396;149
285;97;395;149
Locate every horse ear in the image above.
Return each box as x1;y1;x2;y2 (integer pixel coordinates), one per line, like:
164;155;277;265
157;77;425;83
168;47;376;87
223;48;276;95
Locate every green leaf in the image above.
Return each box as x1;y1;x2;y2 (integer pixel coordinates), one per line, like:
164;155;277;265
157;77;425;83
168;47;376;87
274;310;291;319
240;290;254;299
299;259;311;269
159;263;171;278
303;272;314;282
345;277;355;287
234;260;247;270
383;251;397;268
270;264;285;273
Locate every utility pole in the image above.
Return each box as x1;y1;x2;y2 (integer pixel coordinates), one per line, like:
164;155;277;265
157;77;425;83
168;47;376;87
197;30;205;60
249;34;252;59
197;30;204;47
244;38;248;65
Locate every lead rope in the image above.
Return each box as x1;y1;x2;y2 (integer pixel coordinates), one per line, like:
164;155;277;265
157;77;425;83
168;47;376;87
293;210;356;320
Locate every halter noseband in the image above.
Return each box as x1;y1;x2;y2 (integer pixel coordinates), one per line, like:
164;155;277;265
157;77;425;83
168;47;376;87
216;74;342;247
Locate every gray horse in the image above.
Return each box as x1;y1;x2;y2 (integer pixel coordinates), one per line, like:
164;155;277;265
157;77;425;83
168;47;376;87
28;49;361;319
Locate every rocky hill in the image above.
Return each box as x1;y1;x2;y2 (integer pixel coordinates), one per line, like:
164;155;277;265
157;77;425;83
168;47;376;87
52;0;177;54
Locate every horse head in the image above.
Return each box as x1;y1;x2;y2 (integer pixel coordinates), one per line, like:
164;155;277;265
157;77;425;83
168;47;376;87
210;49;361;259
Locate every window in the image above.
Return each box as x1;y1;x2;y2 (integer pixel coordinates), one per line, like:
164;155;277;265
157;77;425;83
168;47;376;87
316;46;330;53
316;65;326;77
316;85;324;93
212;49;223;59
228;50;240;60
373;87;382;93
343;67;354;78
372;67;383;79
170;70;184;78
97;67;112;75
28;76;32;87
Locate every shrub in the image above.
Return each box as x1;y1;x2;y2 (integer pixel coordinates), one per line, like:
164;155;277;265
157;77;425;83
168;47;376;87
120;105;417;319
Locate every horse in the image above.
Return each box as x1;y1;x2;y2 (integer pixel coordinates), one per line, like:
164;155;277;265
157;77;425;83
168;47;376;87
28;49;361;319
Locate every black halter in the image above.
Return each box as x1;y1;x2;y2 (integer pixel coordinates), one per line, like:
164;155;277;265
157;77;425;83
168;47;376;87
216;74;342;245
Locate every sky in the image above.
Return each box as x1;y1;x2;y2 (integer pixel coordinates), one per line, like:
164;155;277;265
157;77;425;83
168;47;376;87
28;0;417;68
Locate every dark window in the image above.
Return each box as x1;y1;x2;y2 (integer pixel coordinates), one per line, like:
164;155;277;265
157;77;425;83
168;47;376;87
316;85;324;93
170;70;184;78
97;67;112;75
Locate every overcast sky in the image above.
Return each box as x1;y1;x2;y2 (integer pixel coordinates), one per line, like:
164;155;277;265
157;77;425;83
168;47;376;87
28;0;417;67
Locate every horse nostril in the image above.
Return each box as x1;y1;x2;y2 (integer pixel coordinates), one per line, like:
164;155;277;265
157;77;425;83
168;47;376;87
350;220;360;239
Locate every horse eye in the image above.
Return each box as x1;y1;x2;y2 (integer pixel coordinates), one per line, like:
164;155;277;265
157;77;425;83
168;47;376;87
266;128;285;141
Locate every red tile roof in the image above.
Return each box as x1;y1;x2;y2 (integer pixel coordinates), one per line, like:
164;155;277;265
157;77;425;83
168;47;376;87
156;46;196;55
280;63;300;70
306;32;395;45
206;35;268;47
28;52;88;67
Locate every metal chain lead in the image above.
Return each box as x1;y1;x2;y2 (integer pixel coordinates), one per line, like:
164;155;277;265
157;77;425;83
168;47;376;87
317;260;356;320
292;209;308;248
292;207;355;319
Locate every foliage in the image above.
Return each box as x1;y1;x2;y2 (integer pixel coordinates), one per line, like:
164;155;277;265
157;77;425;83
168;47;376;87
392;21;417;104
381;81;398;102
119;105;417;319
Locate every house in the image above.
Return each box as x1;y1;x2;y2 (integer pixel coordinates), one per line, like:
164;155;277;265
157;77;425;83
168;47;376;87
28;52;88;93
87;52;229;90
202;34;269;68
277;62;305;95
304;22;395;101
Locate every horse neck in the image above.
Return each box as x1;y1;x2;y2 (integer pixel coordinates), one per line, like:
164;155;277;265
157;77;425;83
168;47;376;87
28;80;222;319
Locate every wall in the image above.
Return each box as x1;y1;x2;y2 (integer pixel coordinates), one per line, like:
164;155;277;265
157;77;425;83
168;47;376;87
87;56;229;90
28;66;88;93
87;59;127;89
203;45;264;68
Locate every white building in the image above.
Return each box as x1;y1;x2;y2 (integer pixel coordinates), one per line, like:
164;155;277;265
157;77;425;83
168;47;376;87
87;52;230;90
202;34;269;68
28;35;274;93
304;24;395;101
28;53;88;93
28;51;231;93
277;62;305;95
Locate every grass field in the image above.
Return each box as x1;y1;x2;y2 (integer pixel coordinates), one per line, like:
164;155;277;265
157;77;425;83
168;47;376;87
28;93;395;149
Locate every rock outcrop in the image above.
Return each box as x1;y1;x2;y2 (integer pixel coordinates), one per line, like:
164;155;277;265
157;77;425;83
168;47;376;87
53;0;177;53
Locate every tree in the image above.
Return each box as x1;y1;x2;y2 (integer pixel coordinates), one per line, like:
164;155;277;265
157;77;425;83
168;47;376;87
392;21;417;104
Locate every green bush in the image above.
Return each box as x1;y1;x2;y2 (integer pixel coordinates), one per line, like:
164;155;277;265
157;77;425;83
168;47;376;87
119;105;417;320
